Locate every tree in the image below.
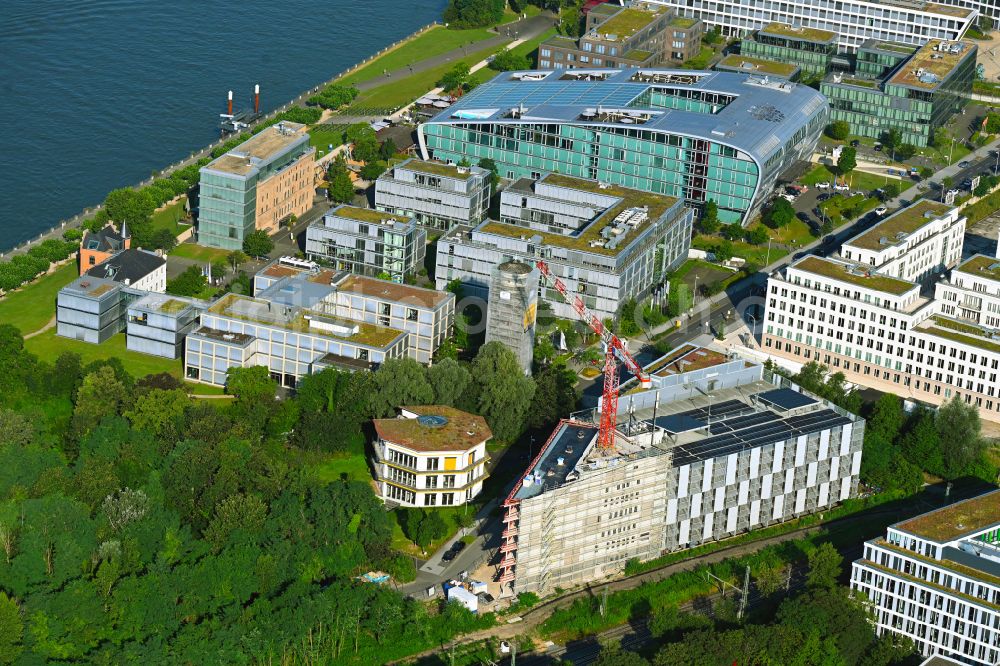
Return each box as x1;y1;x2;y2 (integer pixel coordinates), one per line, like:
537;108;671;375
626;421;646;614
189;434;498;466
166;265;206;297
370;358;434;418
478;157;500;192
204;493;268;552
699;200;720;234
528;365;578;429
721;222;743;241
150;228;178;251
327;156;355;203
936;396;986;478
210;260;227;281
124;388;189;443
345;123;380;163
360;160;388;180
703;26;722;44
896;143;917;160
225;366;277;405
470;342;536;442
806;543;843;590
837;146;857;176
881;128;903;159
826;120;850;141
378;138;398;161
242;230;274;258
747;226;769;245
821;219;834;235
0;408;36;449
72;366;131;437
427;358;472;406
901;409;944;477
766;198;795;228
442;0;505;28
868;393;904;443
932;126;949;148
103;188;155;237
0;592;23;664
594;644;649;666
490;49;532;72
227;249;248;274
438;62;472;94
882;182;900;199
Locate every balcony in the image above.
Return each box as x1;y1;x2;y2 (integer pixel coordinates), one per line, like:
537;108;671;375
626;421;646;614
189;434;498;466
503;509;520;522
500;541;518;554
497;570;516;583
502;526;518;539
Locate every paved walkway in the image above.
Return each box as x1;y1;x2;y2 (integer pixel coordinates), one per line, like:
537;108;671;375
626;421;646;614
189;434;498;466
24;315;56;339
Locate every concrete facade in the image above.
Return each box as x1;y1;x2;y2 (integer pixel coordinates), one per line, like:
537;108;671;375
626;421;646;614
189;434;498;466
485;261;539;375
126;293;206;359
374;158;490;231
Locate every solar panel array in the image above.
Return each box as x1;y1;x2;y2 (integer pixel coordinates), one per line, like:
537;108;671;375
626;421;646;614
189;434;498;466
755;388;818;412
460;81;645;111
650;399;853;467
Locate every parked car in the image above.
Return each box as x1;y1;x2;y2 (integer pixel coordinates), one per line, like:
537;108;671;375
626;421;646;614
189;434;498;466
817;193;834;202
875;206;888;216
962;178;972;190
816;181;831;189
442;549;457;562
850;139;860;147
796;211;811;223
873;144;883;152
959;160;972;168
833;183;850;192
451;541;467;556
778;193;796;202
822;235;836;245
813;206;824;217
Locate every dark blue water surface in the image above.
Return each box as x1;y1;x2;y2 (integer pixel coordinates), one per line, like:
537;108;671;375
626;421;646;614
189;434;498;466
0;0;448;250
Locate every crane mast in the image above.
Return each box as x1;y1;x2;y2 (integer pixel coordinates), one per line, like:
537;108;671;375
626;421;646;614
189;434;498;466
535;260;650;450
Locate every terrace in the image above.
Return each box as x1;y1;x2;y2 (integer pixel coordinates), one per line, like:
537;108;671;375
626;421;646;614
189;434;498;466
403;159;477;180
670;16;698;29
889;39;973;90
792;256;917;296
330;205;412;225
919;321;1000;355
896;491;1000;542
845;200;951;251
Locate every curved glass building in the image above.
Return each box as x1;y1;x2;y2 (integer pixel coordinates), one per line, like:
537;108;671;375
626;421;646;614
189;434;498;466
419;69;829;224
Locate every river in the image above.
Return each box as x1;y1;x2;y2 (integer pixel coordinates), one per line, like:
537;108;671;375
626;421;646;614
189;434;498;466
0;0;448;250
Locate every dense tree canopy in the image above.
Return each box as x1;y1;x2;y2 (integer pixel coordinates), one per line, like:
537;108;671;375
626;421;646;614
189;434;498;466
443;0;505;28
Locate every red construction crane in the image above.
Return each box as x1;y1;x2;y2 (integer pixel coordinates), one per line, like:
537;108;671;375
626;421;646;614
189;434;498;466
535;260;650;450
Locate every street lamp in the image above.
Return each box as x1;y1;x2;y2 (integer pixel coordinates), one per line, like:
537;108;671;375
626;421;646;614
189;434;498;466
746;312;758;345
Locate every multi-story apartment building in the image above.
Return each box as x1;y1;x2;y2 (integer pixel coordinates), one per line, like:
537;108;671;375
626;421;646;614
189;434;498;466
372;406;491;507
198;121;315;249
420;68;828;224
498;344;864;596
644;0;977;52
538;3;703;70
740;23;838;77
78;223;129;275
851;490;1000;665
763;207;1000;423
126;293;206;359
821;39;977;147
304;205;427;282
435;173;693;320
839;200;965;283
374;158;491;231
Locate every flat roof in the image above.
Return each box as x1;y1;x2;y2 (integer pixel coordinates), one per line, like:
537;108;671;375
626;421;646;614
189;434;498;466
956;254;1000;282
716;54;799;78
373;406;491;452
920;317;1000;354
62;275;119;299
791;255;917;296
845;200;952;251
513;421;598;501
189;326;255;347
207;292;404;348
896;490;1000;542
400;158;485;181
670;16;698;29
646;344;730;377
759;22;837;44
592;6;665;42
330;205;412;225
336;274;452;309
755;388;818;411
206;122;309;176
130;293;205;316
426;68;829;166
861;39;918;56
919;656;966;666
924;2;974;17
888;39;975;91
479;173;679;257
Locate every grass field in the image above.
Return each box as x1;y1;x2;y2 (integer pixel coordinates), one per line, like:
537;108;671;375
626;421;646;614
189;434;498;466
759;219;816;246
150;197;190;237
0;262;77;335
336;25;499;87
313;452;372;483
801;164;898;192
25;330;181;378
469;27;557;86
169;242;233;263
390;504;479;557
352;43;507;110
308;124;349;154
500;4;541;24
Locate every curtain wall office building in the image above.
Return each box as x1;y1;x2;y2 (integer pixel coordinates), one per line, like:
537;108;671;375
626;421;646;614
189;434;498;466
419;69;829;224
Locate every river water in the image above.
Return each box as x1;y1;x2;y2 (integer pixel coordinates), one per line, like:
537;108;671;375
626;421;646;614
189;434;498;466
0;0;448;250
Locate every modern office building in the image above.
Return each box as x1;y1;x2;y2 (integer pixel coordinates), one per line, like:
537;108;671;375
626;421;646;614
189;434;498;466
184;258;455;386
498;344;864;596
538;3;703;70
372;406;492;507
436;173;693;321
739;23;838;77
821;39;977;147
304;205;427;282
485;261;540;375
57;249;167;344
851;490;1000;665
713;54;801;80
374;158;491;231
762;201;1000;423
643;0;977;52
126;293;206;359
79;223;129;275
198;121;315;249
420;68;829;224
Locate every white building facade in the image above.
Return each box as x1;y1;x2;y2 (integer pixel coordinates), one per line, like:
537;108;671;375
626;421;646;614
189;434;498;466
374;158;491;231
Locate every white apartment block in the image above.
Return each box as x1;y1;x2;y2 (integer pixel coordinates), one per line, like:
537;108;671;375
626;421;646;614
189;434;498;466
852;490;1000;665
498;345;863;596
646;0;977;52
374;158;491;231
840;201;965;284
372;406;491;507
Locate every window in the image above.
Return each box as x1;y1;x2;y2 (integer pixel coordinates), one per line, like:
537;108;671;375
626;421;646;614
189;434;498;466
540;48;551;57
441;493;455;506
426;475;438;489
424;493;437;506
427;457;439;471
406;308;418;321
443;475;456;488
88;256;96;265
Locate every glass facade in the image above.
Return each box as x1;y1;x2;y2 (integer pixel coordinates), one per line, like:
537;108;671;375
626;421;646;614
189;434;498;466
741;34;836;76
198;171;257;250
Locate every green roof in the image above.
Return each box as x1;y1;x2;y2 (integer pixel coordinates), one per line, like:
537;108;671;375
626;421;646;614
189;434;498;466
956;255;1000;282
622;49;655;62
868;41;917;55
921;322;1000;355
793;256;917;295
830;77;878;89
159;299;193;314
874;538;1000;588
846;200;951;251
403;159;477;180
716;54;798;78
332;205;411;225
670;16;698;29
760;22;837;43
478;174;678;256
593;7;665;42
861;559;1000;612
896;491;1000;542
889;39;975;91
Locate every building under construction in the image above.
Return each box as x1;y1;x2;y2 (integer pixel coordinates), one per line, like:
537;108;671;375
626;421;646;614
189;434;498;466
498;344;865;596
485;261;539;375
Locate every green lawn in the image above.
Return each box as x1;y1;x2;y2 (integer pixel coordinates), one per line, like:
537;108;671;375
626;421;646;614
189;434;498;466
308;124;349;155
500;4;541;23
470;27;558;86
150;197;190;237
336;25;499;87
25;330;181;378
0;262;78;335
313;452;373;483
756;219;815;246
169;242;233;263
692;234;788;265
681;47;716;70
350;43;507;111
801;164;898;192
